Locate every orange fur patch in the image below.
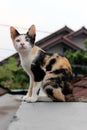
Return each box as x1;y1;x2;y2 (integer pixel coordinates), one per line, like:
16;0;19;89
31;45;45;55
52;56;72;72
53;88;65;101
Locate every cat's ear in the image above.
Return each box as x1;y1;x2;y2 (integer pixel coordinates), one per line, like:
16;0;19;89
10;26;20;40
27;25;36;43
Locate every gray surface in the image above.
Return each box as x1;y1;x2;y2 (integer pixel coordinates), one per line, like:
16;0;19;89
0;94;21;130
8;101;87;130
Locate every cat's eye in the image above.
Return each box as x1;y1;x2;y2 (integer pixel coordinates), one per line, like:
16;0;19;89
16;39;20;42
25;37;30;42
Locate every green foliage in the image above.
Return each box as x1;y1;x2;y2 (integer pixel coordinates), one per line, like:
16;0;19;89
0;57;29;90
65;49;87;75
64;50;74;64
84;39;87;48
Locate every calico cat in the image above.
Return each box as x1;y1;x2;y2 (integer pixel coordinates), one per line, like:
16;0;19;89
10;25;87;102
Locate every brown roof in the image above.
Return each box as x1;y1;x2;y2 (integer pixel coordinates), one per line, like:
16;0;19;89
63;37;83;50
36;26;73;46
73;87;87;97
0;86;9;96
73;75;87;97
41;36;62;49
41;36;82;50
36;26;86;51
73;76;87;88
65;26;87;38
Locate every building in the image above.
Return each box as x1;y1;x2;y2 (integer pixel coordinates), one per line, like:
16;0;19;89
36;26;87;55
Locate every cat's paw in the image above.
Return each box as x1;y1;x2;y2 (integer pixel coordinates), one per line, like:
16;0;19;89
25;96;38;103
21;95;38;102
21;95;29;101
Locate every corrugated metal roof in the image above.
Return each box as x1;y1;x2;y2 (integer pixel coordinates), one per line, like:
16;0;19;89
73;75;87;97
74;76;87;88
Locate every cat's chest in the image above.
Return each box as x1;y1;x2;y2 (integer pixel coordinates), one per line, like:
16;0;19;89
21;55;35;73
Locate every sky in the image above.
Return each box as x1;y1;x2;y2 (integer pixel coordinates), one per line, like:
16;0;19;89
1;0;87;61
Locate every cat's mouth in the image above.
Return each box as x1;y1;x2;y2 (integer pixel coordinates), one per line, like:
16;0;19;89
20;46;26;49
18;45;31;51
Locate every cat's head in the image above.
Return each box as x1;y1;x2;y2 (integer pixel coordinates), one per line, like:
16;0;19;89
10;25;36;53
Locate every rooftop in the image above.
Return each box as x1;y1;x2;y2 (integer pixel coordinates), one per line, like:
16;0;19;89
0;85;9;96
73;75;87;97
1;75;87;130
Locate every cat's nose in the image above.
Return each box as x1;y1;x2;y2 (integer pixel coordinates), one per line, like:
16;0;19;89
20;43;25;47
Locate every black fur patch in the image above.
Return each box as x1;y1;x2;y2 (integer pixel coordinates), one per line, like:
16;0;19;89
31;50;48;82
62;82;73;95
31;64;45;82
26;32;36;45
50;68;67;74
32;50;47;66
42;77;62;90
48;77;61;83
37;88;40;95
43;77;64;91
30;35;35;45
51;69;73;81
46;58;56;71
46;88;53;97
45;88;63;101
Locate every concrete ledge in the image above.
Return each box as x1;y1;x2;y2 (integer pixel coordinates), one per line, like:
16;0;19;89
0;94;20;130
8;101;87;130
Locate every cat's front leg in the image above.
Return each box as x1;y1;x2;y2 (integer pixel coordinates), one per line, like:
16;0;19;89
25;82;41;102
22;86;33;101
22;75;34;101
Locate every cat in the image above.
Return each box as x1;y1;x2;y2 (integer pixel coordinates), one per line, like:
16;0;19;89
10;25;87;102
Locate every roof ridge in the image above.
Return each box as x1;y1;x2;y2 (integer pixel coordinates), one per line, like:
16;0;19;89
41;35;82;50
65;26;87;38
36;26;73;45
41;36;62;49
63;37;82;50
